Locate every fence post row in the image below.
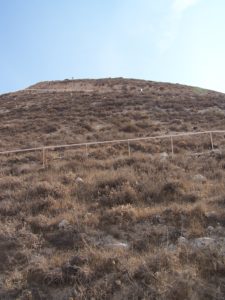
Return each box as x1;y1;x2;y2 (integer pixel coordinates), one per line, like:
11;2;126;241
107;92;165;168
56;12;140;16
0;130;225;161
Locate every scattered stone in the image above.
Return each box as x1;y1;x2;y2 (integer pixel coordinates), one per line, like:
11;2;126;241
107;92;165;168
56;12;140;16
58;219;70;230
115;280;122;286
101;235;129;249
76;177;84;184
207;226;214;235
178;236;188;245
160;152;169;161
191;237;215;249
106;242;129;249
205;211;217;219
177;236;225;252
193;174;207;183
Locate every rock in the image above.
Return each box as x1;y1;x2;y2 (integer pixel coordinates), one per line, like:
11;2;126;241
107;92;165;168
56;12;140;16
102;235;129;249
205;211;217;219
75;177;84;184
58;219;70;230
178;236;188;245
177;236;225;254
191;237;215;249
115;280;122;286
160;152;169;161
105;242;129;249
206;226;214;234
193;174;207;183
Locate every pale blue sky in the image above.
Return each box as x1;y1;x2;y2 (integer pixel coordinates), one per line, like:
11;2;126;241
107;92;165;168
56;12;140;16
0;0;225;94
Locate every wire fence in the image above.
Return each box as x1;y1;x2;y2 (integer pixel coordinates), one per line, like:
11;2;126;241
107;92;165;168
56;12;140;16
0;130;225;168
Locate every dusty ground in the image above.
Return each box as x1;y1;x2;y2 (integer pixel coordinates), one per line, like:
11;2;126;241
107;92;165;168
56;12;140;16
1;78;225;299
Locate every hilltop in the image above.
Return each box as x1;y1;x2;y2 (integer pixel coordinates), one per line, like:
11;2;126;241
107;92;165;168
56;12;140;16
1;78;225;299
0;78;225;151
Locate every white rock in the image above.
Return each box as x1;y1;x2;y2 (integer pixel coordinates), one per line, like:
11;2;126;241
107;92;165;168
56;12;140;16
160;152;169;161
115;280;122;286
191;237;215;248
58;219;70;230
102;235;129;249
75;177;84;184
106;242;129;249
178;236;188;245
193;174;207;183
205;211;217;218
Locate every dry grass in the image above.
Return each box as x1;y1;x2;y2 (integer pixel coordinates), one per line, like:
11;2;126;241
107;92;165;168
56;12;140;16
1;78;225;299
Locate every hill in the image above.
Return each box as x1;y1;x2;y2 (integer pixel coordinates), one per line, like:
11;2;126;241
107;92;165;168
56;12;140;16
1;78;225;151
1;78;225;299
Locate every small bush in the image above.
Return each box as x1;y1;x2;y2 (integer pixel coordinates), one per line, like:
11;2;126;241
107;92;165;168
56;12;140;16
28;181;66;199
121;123;138;133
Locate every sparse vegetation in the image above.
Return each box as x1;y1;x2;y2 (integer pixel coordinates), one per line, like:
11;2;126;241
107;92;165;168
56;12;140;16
1;78;225;299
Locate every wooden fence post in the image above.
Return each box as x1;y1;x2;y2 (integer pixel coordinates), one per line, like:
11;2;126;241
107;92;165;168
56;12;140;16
210;132;214;150
170;136;174;157
42;148;45;168
128;141;131;157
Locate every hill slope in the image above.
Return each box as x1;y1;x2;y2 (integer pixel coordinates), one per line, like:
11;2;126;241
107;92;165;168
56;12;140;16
0;78;225;152
1;78;225;299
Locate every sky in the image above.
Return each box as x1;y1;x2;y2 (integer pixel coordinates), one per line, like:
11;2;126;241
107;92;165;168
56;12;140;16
0;0;225;94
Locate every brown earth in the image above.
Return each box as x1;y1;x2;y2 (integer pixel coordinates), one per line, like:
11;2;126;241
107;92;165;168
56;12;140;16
1;78;225;299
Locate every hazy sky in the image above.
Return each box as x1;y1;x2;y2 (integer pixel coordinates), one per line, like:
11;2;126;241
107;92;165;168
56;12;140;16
0;0;225;94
